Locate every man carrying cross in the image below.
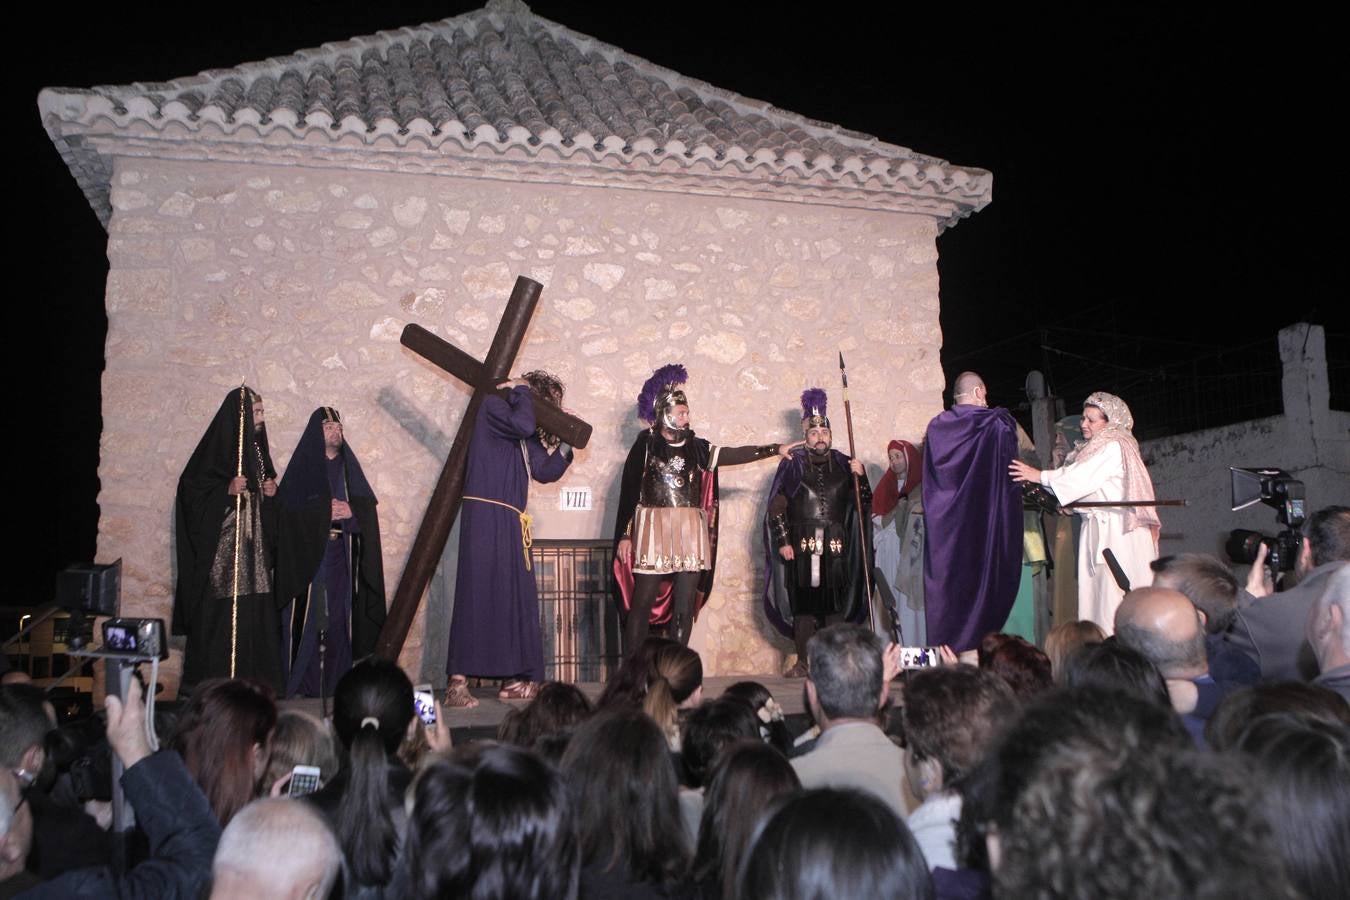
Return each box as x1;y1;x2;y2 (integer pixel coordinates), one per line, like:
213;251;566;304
373;276;593;702
443;371;575;708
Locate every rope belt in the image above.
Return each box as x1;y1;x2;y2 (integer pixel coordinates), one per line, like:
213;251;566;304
464;496;533;571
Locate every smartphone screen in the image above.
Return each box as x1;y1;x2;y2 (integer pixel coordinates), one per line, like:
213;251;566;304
288;765;322;798
413;684;437;727
899;646;942;669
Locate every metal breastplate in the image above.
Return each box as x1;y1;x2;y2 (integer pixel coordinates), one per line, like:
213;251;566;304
639;448;702;508
789;456;852;527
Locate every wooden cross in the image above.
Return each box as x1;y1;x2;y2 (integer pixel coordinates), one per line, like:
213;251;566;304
374;276;594;660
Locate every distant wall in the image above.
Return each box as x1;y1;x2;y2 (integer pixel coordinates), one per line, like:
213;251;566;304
98;156;948;689
1142;324;1350;569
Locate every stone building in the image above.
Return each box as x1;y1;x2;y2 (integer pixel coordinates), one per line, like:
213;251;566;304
40;0;990;688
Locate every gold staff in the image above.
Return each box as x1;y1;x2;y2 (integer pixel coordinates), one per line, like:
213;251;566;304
231;382;245;677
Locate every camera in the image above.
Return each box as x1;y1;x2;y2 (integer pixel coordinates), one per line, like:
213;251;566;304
1226;467;1305;575
101;618;168;661
1225;528;1302;574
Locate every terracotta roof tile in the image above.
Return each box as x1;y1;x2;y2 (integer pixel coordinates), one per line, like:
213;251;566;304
39;0;990;228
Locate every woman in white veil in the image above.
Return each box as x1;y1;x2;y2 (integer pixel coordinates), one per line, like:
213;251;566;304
1010;393;1159;631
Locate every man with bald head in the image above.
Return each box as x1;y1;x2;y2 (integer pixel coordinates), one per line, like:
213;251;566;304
211;799;341;900
951;371;988;407
922;371;1024;650
1116;586;1223;744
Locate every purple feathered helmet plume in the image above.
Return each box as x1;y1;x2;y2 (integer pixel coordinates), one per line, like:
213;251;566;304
801;387;830;432
638;363;688;427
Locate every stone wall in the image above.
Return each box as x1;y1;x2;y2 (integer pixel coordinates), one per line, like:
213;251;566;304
1141;324;1349;569
99;156;947;690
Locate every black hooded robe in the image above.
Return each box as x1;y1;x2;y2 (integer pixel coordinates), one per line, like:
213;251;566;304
172;388;284;693
274;408;385;698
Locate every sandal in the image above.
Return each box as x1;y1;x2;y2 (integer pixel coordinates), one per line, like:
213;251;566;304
444;676;479;710
498;679;540;701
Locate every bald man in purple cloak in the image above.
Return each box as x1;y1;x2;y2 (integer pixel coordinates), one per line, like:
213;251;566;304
921;372;1023;651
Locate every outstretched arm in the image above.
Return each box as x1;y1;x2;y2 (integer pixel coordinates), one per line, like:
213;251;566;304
718;441;800;467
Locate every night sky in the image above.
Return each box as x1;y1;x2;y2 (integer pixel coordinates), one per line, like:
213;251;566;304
18;2;1344;606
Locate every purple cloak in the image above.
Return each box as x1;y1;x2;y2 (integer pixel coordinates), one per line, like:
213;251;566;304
921;405;1022;651
446;387;572;681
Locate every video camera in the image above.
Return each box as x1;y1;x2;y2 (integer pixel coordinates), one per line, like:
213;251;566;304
1225;467;1306;576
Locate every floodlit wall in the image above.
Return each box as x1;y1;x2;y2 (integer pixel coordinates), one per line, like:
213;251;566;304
98;156;948;688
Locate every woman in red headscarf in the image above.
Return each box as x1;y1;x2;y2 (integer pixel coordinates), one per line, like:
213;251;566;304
872;440;926;645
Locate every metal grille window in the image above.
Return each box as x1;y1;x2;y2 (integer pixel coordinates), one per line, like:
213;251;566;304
530;539;622;683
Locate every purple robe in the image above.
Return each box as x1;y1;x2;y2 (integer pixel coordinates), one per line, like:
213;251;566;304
922;405;1021;651
286;455;358;697
446;387;572;681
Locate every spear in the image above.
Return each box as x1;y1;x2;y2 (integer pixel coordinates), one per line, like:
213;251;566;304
838;352;888;640
230;382;245;678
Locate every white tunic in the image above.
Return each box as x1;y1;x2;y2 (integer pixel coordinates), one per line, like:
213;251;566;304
1041;441;1157;632
872;485;926;645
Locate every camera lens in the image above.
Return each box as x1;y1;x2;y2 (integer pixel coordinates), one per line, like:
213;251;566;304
1224;529;1265;565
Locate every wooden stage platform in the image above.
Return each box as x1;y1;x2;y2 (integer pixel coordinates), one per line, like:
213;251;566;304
282;675;814;743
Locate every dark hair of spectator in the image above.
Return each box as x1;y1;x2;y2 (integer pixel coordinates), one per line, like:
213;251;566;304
806;624;883;721
720;680;793;754
168;678;276;826
0;684;52;768
1306;505;1350;566
497;682;593;755
402;758;472;898
985;636;1053;700
643;644;703;741
404;746;579;900
679;697;759;788
692;740;800;899
1043;620;1105;682
330;658;414;886
956;687;1190;873
596;636;676;711
1060;640;1171;708
976;632;1015;669
737;787;934;900
1150;553;1240;632
560;708;688;888
995;724;1292;898
1206;682;1350;751
901;665;1017;787
1229;713;1350;900
261;709;339;790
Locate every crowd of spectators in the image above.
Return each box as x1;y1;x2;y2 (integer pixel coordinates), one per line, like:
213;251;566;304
0;504;1345;899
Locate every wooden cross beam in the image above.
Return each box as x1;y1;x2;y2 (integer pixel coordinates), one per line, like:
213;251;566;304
398;325;592;450
373;276;593;660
